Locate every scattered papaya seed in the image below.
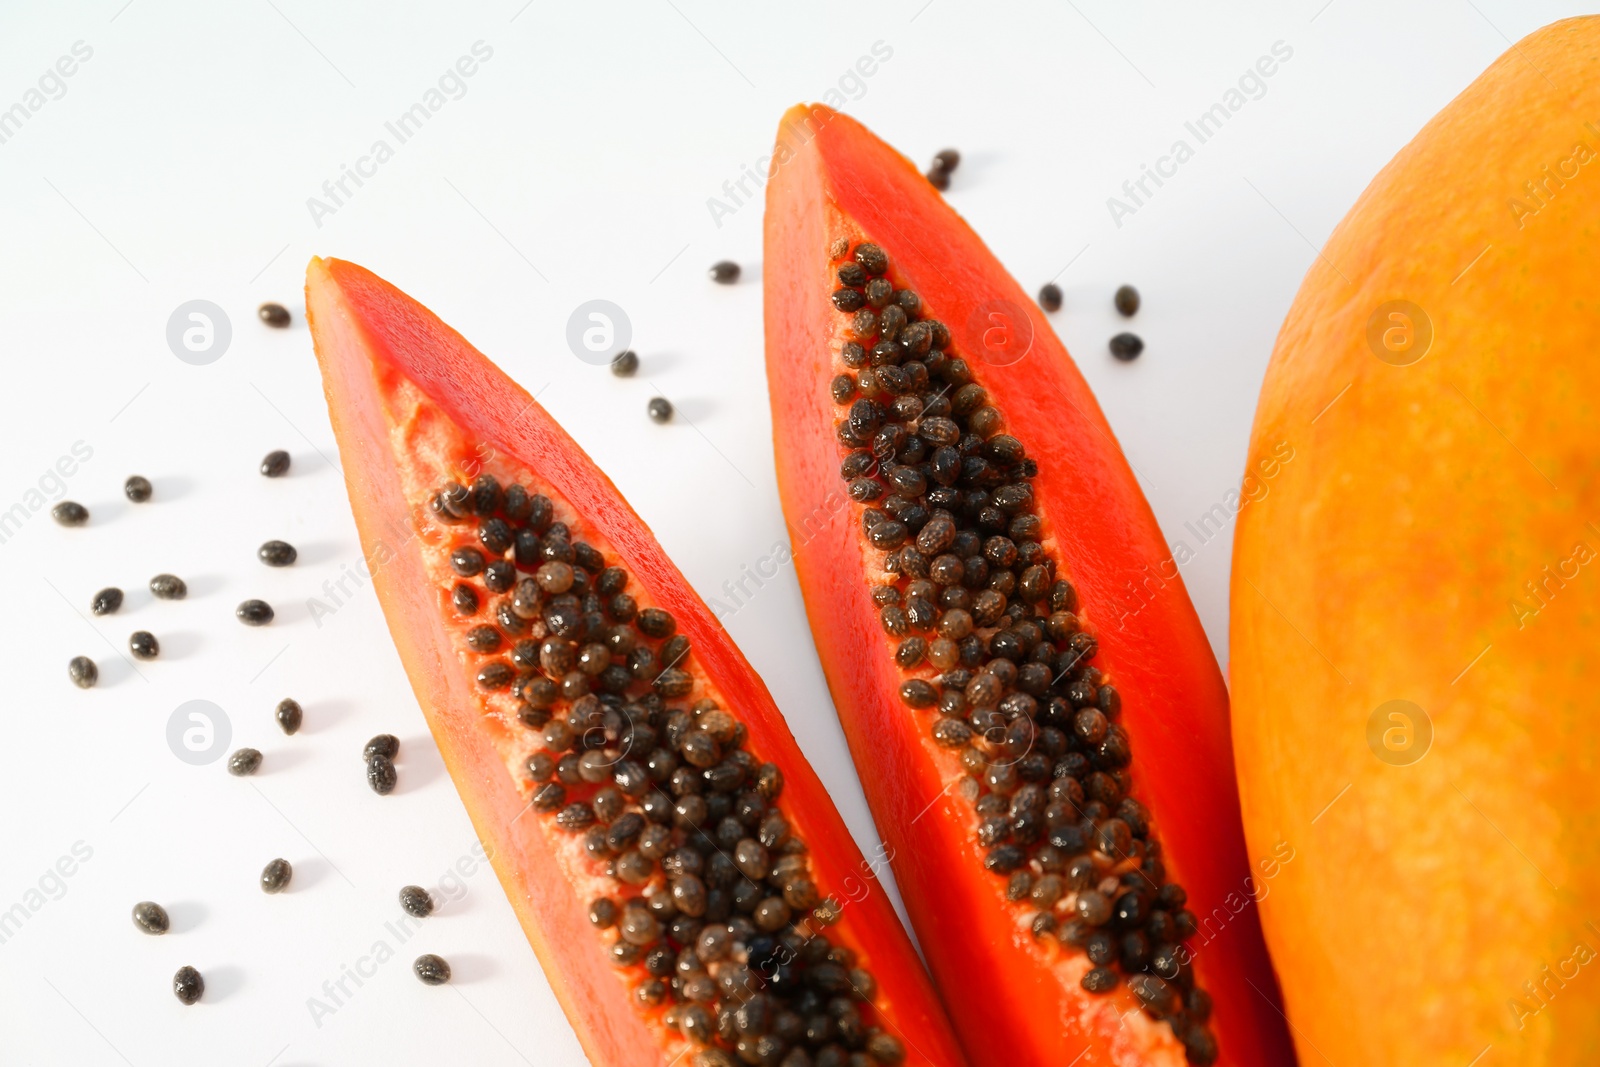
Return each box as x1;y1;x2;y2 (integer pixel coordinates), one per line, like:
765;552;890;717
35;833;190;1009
258;302;291;328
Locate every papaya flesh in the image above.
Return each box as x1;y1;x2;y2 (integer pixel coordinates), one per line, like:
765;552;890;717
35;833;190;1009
305;257;969;1067
763;106;1295;1067
1231;16;1600;1065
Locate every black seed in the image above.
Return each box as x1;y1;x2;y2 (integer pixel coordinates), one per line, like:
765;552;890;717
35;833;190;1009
1075;707;1109;745
364;734;399;761
469;474;503;516
654;668;693;699
589;898;617;928
867;521;908;550
1110;332;1144;362
51;501;88;526
1114;284;1141;317
532;781;567;812
1077;889;1112;926
865;277;894;309
557;803;597;831
149;573;187;600
132;900;169;934
637;607;676;639
1096;724;1133;769
90;587;123;615
926;168;950;191
832;288;866;313
276;698;303;735
611;349;639;377
413;954;451;985
478;518;514;556
450;546;486;577
465;625;502;653
260;450;291;477
984;845;1026;873
236;599;274;625
898;679;937;709
68;656;98;689
501;484;532;522
173;965;204;1004
895;636;926;668
853;243;888;275
1112;886;1148;928
258;302;291;327
709;260;740;284
1037;283;1063;313
258;540;297;567
124;475;153;502
484;561;515;593
129;631;159;660
661;633;691;669
227;748;262;776
1081;966;1118;994
1085;932;1117;965
399;885;434;918
648;397;674;423
452;583;479;615
260;857;293;893
851;303;876;337
367;754;398;794
477;661;514;689
932;148;961;173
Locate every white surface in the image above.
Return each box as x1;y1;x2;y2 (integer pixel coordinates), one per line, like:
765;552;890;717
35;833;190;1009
0;2;1588;1064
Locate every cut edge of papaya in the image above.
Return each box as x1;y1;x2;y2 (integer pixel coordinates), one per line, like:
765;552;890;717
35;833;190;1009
762;105;1296;1067
306;256;970;1067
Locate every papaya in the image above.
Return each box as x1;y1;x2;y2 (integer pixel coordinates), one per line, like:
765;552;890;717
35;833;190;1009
305;257;969;1067
1230;17;1600;1065
763;106;1295;1066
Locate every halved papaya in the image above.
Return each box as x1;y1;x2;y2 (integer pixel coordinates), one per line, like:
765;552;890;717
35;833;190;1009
305;257;969;1067
762;107;1296;1067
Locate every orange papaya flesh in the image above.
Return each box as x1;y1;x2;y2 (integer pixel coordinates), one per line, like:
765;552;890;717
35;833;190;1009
763;106;1296;1067
1232;17;1600;1065
305;257;970;1067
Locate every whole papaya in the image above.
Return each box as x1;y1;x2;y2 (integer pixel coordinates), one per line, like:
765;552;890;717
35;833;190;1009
1232;16;1600;1066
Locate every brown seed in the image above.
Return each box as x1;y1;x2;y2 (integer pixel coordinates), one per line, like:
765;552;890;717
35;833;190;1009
258;302;292;327
1114;284;1141;316
610;350;639;376
753;896;792;932
536;561;574;593
853;243;888;276
899;679;937;709
1110;332;1145;362
1077;889;1112;926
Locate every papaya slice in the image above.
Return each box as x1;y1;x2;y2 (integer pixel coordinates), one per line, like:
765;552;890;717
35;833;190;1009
305;257;969;1067
762;107;1296;1067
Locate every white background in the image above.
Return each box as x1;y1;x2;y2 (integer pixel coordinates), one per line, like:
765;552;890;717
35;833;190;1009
0;2;1589;1064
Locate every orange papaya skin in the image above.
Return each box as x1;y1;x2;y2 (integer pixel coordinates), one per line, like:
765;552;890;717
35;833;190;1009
1231;17;1600;1065
764;107;1295;1067
306;257;970;1067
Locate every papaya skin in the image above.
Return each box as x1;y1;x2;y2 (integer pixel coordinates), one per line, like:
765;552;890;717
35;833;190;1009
765;106;1296;1067
1232;17;1600;1066
306;257;971;1067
